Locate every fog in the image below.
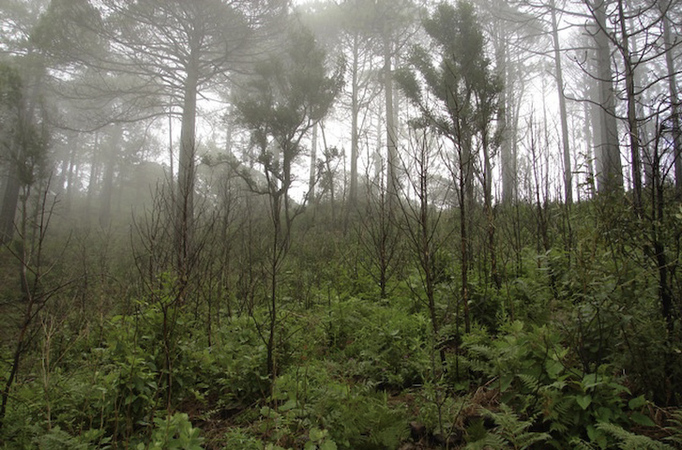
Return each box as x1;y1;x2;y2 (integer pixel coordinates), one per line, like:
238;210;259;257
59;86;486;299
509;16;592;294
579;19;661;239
1;0;681;447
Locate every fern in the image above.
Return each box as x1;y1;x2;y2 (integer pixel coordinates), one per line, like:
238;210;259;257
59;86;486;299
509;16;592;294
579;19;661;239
569;436;597;450
464;432;508;450
517;373;540;393
33;427;91;450
466;343;498;376
596;422;674;450
664;409;682;447
485;404;551;449
539;385;576;434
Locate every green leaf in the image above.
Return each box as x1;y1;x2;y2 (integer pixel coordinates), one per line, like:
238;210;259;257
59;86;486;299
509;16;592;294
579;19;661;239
280;398;297;411
576;395;592;410
500;374;513;392
309;427;325;441
320;441;338;450
628;395;647;410
596;407;613;422
630;412;656;427
545;359;564;379
260;406;277;418
587;425;607;448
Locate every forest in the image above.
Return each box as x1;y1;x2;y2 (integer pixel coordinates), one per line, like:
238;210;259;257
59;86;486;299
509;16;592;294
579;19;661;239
0;0;681;448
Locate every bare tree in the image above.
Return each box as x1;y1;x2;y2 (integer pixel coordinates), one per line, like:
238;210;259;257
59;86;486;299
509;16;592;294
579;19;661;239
234;24;343;383
395;129;452;436
0;180;68;431
396;1;501;332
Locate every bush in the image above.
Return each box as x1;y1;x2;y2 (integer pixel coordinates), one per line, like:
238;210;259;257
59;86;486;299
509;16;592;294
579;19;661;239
460;320;662;447
140;412;203;450
269;360;409;449
324;298;430;390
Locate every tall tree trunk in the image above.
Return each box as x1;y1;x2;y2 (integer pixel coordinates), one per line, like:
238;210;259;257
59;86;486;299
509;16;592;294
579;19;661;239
496;37;515;204
267;194;281;383
481;115;500;287
616;0;642;214
459;154;471;334
550;1;573;205
374;95;384;182
1;54;46;245
309;123;318;204
85;133;100;219
583;100;596;196
99;125;120;228
0;168;21;245
592;0;623;194
349;34;360;204
177;67;198;290
588;54;605;191
661;2;681;194
384;29;397;205
64;133;79;212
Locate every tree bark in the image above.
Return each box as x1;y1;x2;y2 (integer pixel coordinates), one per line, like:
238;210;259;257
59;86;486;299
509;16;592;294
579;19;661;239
496;37;516;204
661;2;681;195
384;29;397;205
309;123;318;204
349;34;360;204
85;132;100;219
550;2;573;205
459;155;470;334
616;0;642;214
583;99;596;196
0;170;21;245
588;53;605;192
176;65;198;289
592;0;623;194
64;133;79;212
98;125;121;228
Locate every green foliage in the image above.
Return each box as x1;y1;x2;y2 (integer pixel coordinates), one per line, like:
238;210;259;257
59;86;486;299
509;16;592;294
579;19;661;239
304;427;337;450
396;0;501;138
221;428;264;449
266;360;408;449
203;314;270;406
4;192;682;450
458;319;668;447
140;413;203;450
664;409;682;447
464;404;551;449
481;404;551;449
31;426;104;450
0;62;23;111
30;0;104;60
324;297;429;390
0;60;49;186
462;320;567;399
464;432;507;450
595;422;673;450
235;23;343;162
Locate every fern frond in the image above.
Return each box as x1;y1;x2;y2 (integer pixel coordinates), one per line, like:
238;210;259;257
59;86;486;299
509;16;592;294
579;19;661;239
464;432;508;449
517;373;540;392
570;436;597;450
596;422;674;450
549;420;569;434
467;344;497;359
482;404;550;449
514;431;552;448
664;409;682;446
